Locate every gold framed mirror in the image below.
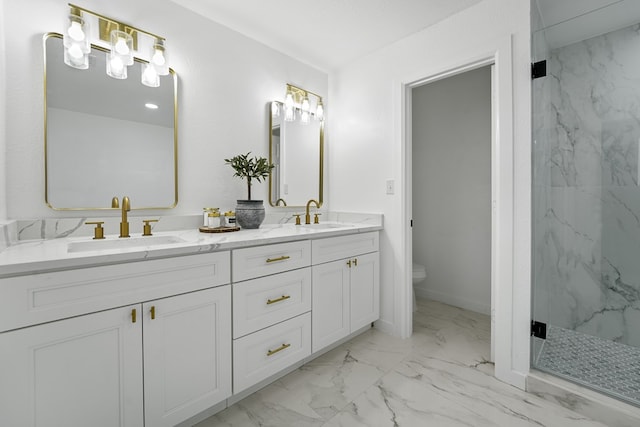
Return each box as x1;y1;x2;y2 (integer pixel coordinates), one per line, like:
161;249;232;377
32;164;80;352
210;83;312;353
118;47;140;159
44;33;178;210
268;100;324;208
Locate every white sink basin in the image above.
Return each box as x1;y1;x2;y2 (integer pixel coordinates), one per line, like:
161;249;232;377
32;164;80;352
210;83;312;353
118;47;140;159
300;223;353;229
68;235;186;253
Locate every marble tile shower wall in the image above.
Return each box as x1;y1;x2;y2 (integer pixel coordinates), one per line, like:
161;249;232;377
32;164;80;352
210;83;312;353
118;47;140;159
534;23;640;347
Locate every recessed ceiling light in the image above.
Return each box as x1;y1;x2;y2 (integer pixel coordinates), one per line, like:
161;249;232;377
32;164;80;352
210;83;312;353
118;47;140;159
145;103;159;109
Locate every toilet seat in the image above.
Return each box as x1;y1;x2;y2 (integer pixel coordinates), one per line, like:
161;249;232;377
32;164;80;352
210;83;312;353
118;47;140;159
413;263;426;281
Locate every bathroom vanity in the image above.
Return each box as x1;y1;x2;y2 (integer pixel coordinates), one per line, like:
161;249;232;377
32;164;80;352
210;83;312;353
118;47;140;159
0;222;380;427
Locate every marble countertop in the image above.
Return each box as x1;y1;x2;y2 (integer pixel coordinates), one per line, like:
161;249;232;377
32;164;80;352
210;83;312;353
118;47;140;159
0;222;382;278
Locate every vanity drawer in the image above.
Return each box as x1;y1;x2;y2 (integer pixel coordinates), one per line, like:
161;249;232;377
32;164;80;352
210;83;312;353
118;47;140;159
0;251;231;333
233;312;311;394
312;232;379;265
233;268;311;339
232;240;311;282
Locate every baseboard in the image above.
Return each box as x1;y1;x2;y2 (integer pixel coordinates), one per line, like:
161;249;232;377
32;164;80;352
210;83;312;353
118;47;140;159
414;287;490;315
374;318;395;336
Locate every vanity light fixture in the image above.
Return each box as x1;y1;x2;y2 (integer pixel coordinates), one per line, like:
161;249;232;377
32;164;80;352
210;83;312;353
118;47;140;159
62;3;170;88
63;6;90;69
284;84;324;124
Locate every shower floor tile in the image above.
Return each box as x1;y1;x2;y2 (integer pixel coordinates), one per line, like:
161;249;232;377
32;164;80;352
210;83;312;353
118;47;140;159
535;325;640;406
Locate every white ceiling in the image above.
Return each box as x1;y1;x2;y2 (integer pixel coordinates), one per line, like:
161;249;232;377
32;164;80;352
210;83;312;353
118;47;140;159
535;0;640;48
170;0;481;71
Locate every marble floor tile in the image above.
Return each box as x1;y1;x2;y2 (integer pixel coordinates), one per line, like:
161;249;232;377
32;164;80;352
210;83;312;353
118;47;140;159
197;300;609;427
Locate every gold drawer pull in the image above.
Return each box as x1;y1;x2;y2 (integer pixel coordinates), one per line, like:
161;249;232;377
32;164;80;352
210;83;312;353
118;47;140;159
267;295;291;305
266;255;291;263
150;306;156;320
267;343;291;357
353;258;358;267
131;308;137;323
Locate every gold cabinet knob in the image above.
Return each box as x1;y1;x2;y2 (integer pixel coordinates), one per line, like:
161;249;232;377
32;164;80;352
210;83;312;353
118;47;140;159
142;219;159;236
85;221;105;240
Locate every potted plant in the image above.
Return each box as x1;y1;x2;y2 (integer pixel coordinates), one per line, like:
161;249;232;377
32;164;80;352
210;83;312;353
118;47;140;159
224;152;274;229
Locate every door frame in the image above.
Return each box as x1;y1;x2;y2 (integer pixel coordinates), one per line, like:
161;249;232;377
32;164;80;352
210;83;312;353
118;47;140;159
398;36;527;388
405;61;496;360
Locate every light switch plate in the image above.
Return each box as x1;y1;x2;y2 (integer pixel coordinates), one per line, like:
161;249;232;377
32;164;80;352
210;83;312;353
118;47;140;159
386;180;395;195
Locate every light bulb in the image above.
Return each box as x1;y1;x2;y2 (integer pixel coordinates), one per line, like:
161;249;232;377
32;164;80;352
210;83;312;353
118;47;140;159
141;63;160;87
115;37;130;55
301;96;310;113
316;103;324;121
111;56;124;72
285;106;295;122
285;91;294;109
67;21;85;42
106;53;127;79
152;49;166;66
68;43;83;59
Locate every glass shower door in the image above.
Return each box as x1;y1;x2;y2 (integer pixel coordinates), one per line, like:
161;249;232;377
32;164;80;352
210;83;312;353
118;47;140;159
531;0;640;407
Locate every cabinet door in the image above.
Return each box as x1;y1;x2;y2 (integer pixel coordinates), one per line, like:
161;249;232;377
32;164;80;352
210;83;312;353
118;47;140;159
143;286;232;427
0;306;143;427
312;259;350;352
350;252;380;332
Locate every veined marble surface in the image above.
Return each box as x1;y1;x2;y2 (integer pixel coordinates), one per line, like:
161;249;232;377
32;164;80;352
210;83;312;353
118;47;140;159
0;212;382;277
533;23;640;347
196;299;614;427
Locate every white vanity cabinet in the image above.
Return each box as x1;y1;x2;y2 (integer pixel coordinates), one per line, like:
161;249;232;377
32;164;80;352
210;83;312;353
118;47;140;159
311;232;380;352
0;252;232;427
143;286;231;427
231;241;312;394
0;304;144;427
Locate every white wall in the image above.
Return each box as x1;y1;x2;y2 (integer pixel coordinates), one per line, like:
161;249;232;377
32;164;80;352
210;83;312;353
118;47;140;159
47;108;174;208
0;0;7;221
328;0;531;388
2;0;327;219
412;66;491;315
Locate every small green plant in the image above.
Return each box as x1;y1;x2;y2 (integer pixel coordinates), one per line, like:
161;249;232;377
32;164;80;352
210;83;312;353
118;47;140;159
224;152;274;200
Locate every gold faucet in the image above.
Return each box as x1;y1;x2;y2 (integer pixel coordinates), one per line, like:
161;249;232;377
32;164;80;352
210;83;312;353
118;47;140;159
305;199;320;224
119;196;131;238
275;198;287;206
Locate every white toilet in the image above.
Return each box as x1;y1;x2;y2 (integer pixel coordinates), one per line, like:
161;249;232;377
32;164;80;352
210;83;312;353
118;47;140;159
412;263;427;311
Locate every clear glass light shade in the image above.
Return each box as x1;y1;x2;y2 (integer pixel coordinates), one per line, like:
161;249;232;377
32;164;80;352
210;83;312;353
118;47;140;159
271;101;280;117
141;62;160;87
284;90;294;110
64;43;89;69
63;14;90;69
110;30;133;66
284;106;295;122
150;40;169;76
315;101;324;121
301;95;310;113
300;110;310;124
106;52;127;79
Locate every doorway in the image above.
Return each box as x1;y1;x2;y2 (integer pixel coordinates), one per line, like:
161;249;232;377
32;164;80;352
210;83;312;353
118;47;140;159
405;62;496;361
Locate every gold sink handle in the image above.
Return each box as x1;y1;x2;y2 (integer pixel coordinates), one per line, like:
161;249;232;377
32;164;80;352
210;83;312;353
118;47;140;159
85;221;105;240
142;219;159;236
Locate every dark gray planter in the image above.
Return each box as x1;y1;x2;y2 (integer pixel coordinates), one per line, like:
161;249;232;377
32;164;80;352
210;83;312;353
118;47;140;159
235;200;265;229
